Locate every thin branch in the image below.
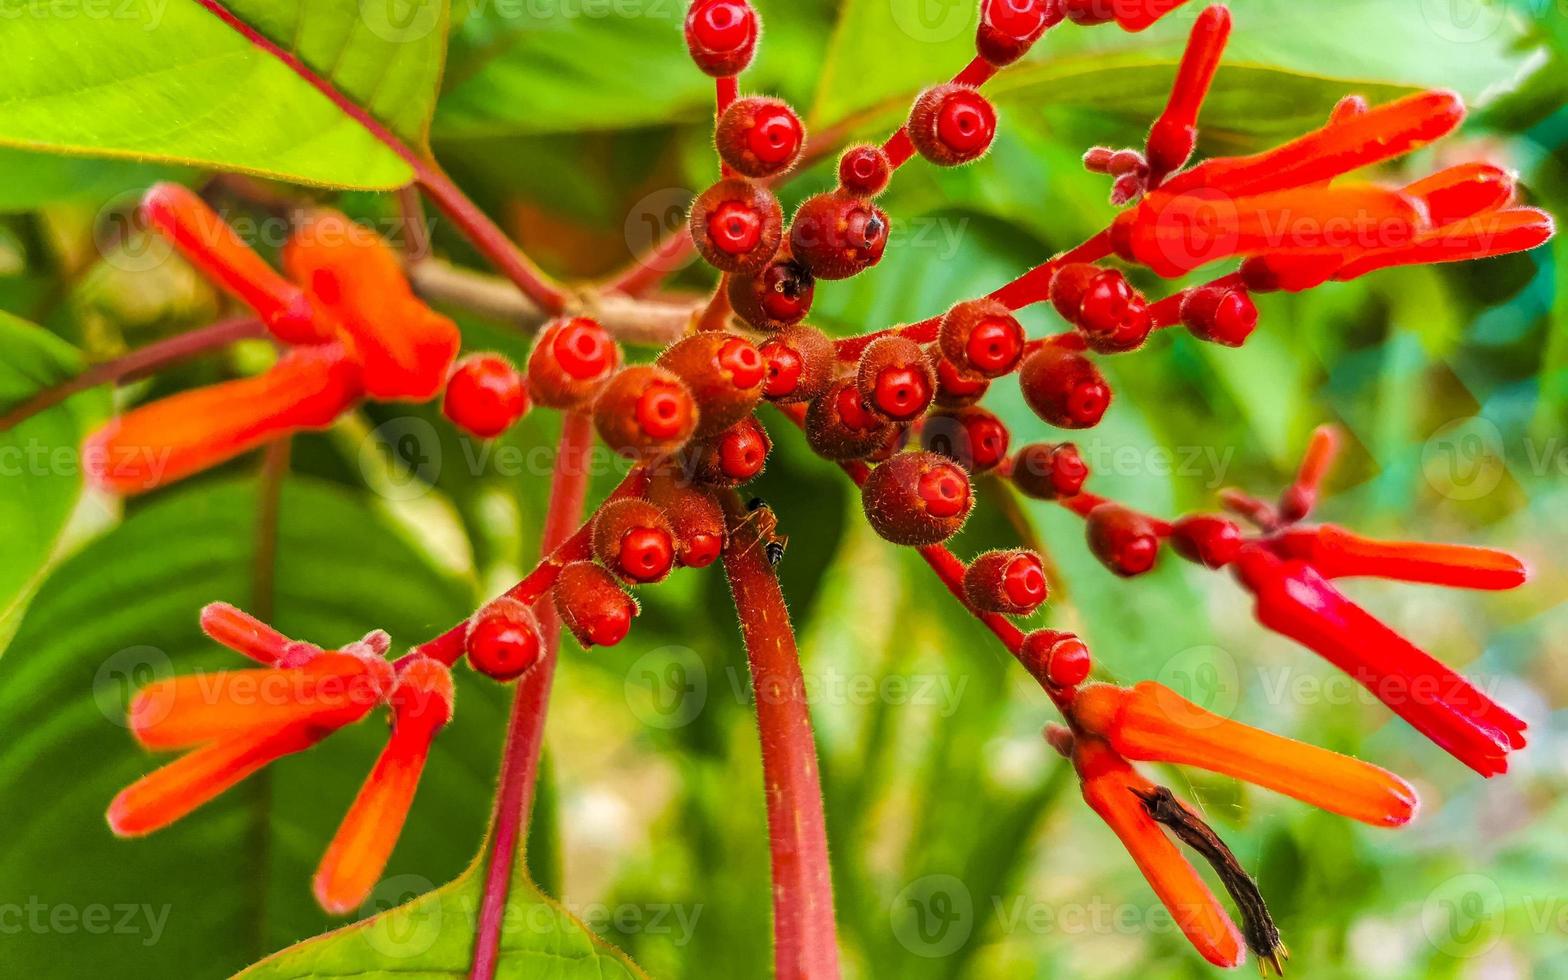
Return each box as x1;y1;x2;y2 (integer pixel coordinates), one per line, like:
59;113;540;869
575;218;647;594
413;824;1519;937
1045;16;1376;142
397;184;432;263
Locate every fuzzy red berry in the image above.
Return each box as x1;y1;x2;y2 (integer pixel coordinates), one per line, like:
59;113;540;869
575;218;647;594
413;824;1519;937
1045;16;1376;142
647;472;727;569
729;254;815;331
528;317;621;410
856;336;935;423
862;451;974;546
554;561;639;648
1180;285;1258;347
789;192;890;280
759;325;834;404
931;355;991;408
691;178;784;275
717;97;805;178
593;365;700;459
443;354;529;439
1011;442;1088;499
465;597;544;681
909;84;997;166
593;498;677;585
838;144;892;197
1170;514;1243;569
964;549;1049;615
1019;344;1111;429
657;332;766;437
1049;263;1100;322
922;407;1010;473
867;424;914;463
684;0;758;77
977;0;1061;66
1069;269;1152;353
805;380;893;460
1085;502;1161;577
940;299;1026;378
1020;629;1092;689
687;416;772;487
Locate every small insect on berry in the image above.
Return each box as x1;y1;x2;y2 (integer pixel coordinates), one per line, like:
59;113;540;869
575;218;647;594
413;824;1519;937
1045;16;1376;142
922;407;1011;473
527;317;621;410
465;598;544;681
593;365;700;460
716;97;805;179
964;549;1049;615
909;84;998;166
759;325;834;404
691;178;784;275
856;336;935;423
729;254;815;332
1011;441;1089;499
1019;344;1112;429
554;561;639;649
738;496;789;567
593;498;677;585
1020;629;1092;689
657;332;766;436
1180;285;1259;347
647;471;727;569
838;143;893;197
1170;514;1243;569
931;355;991;409
976;0;1061;66
862;451;974;546
1085;502;1162;577
443;353;529;439
804;379;893;460
940;299;1026;378
789;192;890;280
687;415;772;487
684;0;759;77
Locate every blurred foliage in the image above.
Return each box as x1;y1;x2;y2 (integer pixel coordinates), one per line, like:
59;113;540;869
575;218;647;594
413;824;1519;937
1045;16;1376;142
0;2;1565;979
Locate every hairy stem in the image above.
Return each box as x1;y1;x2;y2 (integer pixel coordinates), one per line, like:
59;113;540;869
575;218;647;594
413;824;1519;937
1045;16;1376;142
721;493;842;980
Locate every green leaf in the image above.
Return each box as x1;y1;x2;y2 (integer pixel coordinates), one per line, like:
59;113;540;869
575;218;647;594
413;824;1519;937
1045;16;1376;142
0;314;108;650
0;148;190;213
0;0;453;189
0;477;506;976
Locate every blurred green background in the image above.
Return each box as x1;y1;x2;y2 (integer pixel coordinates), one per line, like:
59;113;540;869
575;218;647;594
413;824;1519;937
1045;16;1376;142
0;1;1564;978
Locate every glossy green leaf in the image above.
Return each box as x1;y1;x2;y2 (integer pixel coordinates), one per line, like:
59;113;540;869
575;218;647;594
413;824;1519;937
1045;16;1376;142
0;0;453;189
0;314;108;650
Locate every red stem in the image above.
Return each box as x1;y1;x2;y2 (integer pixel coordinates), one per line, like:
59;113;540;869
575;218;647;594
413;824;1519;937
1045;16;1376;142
469;412;594;980
721;495;842;980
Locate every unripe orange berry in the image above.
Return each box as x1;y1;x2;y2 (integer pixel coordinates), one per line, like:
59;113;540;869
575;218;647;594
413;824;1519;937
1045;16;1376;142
759;325;834;404
593;365;700;460
690;178;784;275
657;332;766;437
592;498;677;585
554;561;639;648
527;317;621;410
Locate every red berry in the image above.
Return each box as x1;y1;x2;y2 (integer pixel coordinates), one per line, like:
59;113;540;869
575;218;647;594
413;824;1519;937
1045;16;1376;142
691;178;783;275
717;97;805;178
977;0;1061;65
1085;502;1161;577
789;192;890;280
1011;442;1088;499
940;299;1025;378
909;84;997;166
465;598;543;681
554;561;639;648
862;451;974;546
686;416;772;487
922;407;1010;473
1077;269;1132;334
856;336;935;423
684;0;758;77
838;143;892;197
1049;263;1100;322
528;317;621;409
443;354;529;439
593;498;676;585
593;365;700;459
729;254;815;331
1081;295;1153;354
804;380;892;460
1170;514;1243;569
657;332;766;437
964;549;1049;615
647;472;728;569
1020;630;1092;688
1181;285;1258;347
932;356;991;408
1019;345;1111;429
759;325;834;403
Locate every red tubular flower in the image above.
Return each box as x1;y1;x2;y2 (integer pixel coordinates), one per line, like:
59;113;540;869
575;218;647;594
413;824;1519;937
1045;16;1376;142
1278;423;1338;522
1403;163;1516;226
1232;544;1526;776
1333;207;1554;281
1073;681;1418;826
1145;5;1231;185
140;183;331;345
1071;736;1245;968
83;344;363;495
315;656;454;915
1271;524;1528;591
1111;0;1197;31
283;210;461;401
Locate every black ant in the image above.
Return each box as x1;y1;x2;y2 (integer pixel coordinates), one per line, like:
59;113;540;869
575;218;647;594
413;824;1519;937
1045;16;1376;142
738;497;789;567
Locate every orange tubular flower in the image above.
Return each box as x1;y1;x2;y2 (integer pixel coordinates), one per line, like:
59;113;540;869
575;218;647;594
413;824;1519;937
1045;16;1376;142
1071;736;1245;969
1073;681;1419;827
314;656;455;915
1145;4;1231;185
284;210;461;402
83;343;363;495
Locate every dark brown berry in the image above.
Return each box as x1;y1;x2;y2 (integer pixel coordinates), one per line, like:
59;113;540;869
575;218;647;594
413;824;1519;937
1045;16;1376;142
1085;502;1161;577
760;325;834;404
729;254;815;331
856;336;935;423
716;97;805;178
964;549;1049;615
921;407;1010;473
1011;442;1088;499
861;451;974;546
527;317;622;410
593;365;700;460
657;332;766;437
939;299;1025;378
790;192;889;280
554;561;639;648
804;380;893;460
909;84;997;166
592;498;676;585
690;178;784;275
1019;344;1111;429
